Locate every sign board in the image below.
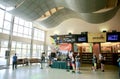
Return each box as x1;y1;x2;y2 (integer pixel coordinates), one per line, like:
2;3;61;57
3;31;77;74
88;33;106;42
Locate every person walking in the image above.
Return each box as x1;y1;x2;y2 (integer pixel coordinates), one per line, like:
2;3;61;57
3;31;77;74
12;53;17;70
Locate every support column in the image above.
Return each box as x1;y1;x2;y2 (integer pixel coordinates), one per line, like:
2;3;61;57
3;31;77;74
30;26;34;58
7;16;14;66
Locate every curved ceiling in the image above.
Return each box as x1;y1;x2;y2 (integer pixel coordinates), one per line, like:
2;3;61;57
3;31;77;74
0;0;25;7
0;0;119;28
54;0;107;13
38;6;120;28
8;0;57;21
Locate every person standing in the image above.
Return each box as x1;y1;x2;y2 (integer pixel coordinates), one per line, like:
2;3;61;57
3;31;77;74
117;57;120;77
66;54;71;72
98;53;102;68
75;53;81;73
40;53;45;69
12;53;17;70
92;54;97;71
101;56;105;72
71;54;75;73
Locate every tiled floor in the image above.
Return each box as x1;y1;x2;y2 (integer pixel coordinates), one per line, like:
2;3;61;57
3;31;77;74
0;64;119;79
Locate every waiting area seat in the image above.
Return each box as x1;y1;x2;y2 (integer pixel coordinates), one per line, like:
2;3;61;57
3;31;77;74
29;58;40;64
17;59;24;65
17;58;40;66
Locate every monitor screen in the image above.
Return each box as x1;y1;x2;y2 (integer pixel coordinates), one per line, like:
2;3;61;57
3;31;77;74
77;35;87;42
107;32;120;42
108;35;118;41
78;37;86;42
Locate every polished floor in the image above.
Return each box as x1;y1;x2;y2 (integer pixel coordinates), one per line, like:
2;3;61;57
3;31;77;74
0;64;119;79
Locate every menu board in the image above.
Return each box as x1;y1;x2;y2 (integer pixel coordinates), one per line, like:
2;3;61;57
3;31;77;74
63;35;77;43
88;33;106;42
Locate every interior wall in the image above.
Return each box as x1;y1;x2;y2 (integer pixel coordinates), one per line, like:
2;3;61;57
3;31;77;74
46;9;120;45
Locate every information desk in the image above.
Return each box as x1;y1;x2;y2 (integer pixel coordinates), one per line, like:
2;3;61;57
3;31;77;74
51;61;67;69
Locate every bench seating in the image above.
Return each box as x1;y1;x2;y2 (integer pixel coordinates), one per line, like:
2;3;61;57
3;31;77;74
17;58;40;65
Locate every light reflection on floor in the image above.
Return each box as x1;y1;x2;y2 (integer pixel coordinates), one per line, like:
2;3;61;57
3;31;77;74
0;64;119;79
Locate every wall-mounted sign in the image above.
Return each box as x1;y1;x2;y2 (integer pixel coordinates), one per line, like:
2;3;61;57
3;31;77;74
88;33;106;42
59;43;72;51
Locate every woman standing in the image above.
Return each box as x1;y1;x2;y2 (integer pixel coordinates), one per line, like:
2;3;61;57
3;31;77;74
75;53;81;73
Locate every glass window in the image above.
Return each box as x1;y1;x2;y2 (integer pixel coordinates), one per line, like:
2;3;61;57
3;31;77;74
41;45;44;51
16;42;22;48
0;29;2;32
13;32;17;36
22;44;26;49
19;18;24;25
13;24;18;32
33;28;45;41
3;30;9;34
1;41;8;48
28;29;32;35
12;41;16;49
29;22;32;28
34;29;37;37
23;34;28;38
33;44;36;49
5;12;12;21
26;50;30;57
23;27;29;35
13;17;32;39
18;25;23;33
41;32;44;40
0;48;7;57
25;21;29;27
27;44;30;49
18;33;23;37
0;9;4;18
22;49;27;54
14;17;19;24
3;21;11;30
16;49;21;57
0;19;3;28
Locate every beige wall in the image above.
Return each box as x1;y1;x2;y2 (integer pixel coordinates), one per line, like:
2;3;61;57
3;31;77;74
46;9;120;45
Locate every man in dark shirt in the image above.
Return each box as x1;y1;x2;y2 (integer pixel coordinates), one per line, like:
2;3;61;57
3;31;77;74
12;53;17;70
